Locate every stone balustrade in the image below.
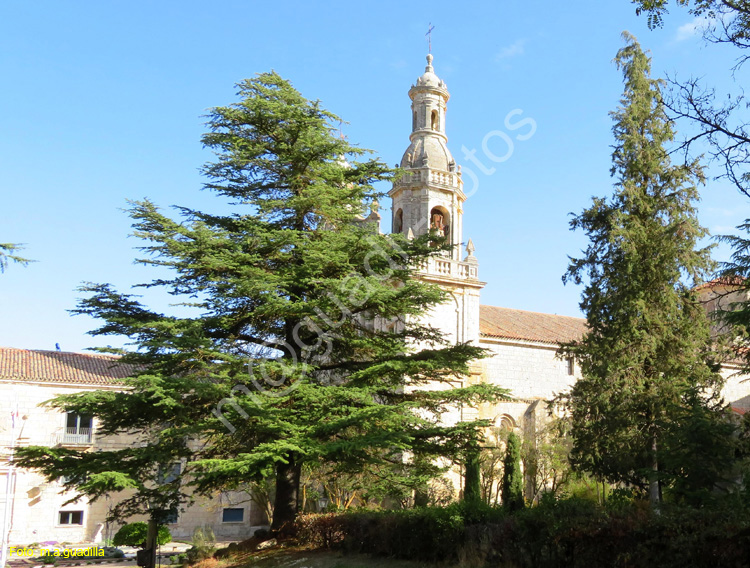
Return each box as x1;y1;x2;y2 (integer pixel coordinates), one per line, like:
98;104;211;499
420;256;478;280
394;168;461;190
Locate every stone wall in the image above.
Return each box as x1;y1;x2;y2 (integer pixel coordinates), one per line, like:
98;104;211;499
477;337;578;425
0;380;265;545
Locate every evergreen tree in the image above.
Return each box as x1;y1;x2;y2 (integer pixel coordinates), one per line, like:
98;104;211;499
0;243;31;272
462;441;481;504
501;431;524;511
560;33;730;506
15;73;508;530
716;233;750;492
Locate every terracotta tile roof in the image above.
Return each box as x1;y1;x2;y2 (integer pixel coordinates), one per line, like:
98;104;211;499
479;305;587;345
694;277;745;292
0;347;133;386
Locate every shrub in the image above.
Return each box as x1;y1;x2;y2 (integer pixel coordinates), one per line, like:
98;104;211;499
295;502;504;563
605;487;640;511
185;527;216;565
112;522;171;548
295;497;750;567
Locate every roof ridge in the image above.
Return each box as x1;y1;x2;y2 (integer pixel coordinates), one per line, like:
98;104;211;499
479;304;586;321
478;305;588;344
0;346;123;360
0;348;132;386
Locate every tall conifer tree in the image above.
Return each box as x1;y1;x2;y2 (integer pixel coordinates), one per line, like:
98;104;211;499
560;34;728;506
501;431;524;511
15;73;508;530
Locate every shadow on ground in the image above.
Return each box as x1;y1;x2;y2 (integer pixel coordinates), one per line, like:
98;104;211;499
241;550;435;568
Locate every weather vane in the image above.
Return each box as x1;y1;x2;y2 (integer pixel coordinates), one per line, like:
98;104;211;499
426;23;435;54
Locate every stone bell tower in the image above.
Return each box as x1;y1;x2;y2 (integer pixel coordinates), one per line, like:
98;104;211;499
389;54;484;346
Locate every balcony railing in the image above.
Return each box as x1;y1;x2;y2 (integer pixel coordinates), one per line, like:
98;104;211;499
421;257;478;281
58;427;93;446
392;168;462;191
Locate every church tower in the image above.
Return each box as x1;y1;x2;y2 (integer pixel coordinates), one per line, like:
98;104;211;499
389;54;484;346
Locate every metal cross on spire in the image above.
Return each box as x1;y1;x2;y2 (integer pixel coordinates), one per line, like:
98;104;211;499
426;23;435;53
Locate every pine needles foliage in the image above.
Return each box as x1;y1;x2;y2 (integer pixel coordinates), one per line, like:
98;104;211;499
14;72;509;529
501;431;524;511
559;33;735;506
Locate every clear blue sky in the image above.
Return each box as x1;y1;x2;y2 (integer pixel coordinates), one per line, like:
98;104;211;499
1;1;748;353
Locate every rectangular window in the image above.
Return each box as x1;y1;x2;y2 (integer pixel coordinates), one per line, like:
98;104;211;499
567;357;575;376
222;508;244;523
58;511;84;525
157;463;181;485
59;474;88;485
165;509;179;524
63;413;93;444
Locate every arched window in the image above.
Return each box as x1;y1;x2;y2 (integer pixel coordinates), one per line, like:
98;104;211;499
412;111;418;131
495;414;516;431
486;414;517;446
431;109;439;130
393;208;403;234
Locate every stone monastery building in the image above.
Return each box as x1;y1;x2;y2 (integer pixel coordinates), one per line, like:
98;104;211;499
1;55;750;545
389;53;750;430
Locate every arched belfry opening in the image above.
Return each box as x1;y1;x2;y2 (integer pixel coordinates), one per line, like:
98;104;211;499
393;208;403;234
431;109;439;131
430;206;450;243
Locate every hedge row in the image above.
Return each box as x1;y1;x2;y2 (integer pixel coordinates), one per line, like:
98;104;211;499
293;499;750;567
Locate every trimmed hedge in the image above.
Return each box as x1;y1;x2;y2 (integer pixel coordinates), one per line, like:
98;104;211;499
293;499;750;567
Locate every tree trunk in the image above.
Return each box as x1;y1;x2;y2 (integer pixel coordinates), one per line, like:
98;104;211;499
145;517;158;568
271;457;301;533
649;434;660;509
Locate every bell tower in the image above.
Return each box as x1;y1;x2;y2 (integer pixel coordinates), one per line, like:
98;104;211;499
390;54;484;345
390;54;465;259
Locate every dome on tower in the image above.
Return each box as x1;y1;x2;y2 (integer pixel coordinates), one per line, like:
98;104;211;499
399;54;455;172
390;52;465;253
414;54;447;91
400;136;456;171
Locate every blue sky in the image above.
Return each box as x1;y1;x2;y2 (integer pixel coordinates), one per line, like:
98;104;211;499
1;1;748;353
